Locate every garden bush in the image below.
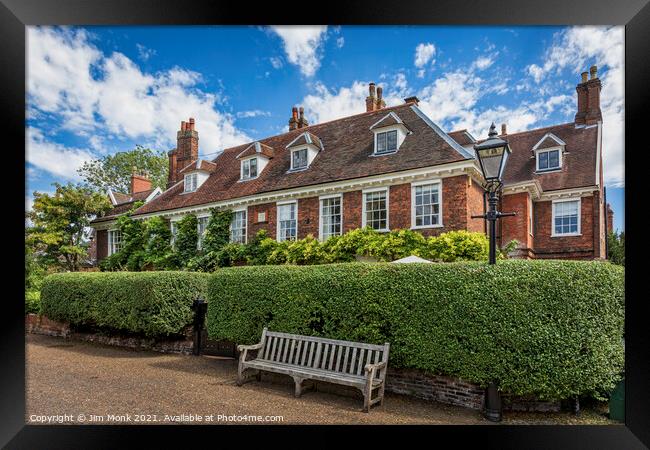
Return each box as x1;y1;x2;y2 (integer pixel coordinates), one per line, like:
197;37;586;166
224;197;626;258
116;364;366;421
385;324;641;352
25;290;41;315
207;260;624;400
41;271;210;336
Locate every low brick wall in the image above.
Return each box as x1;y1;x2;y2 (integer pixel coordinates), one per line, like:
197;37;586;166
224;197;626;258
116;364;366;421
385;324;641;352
25;314;194;355
386;368;484;410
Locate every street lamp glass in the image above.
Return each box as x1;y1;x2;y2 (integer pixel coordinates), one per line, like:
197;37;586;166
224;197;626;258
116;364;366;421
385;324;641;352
474;124;511;183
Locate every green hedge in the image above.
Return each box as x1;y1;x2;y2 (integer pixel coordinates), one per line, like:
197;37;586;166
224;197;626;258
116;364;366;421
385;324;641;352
41;272;210;337
207;260;624;400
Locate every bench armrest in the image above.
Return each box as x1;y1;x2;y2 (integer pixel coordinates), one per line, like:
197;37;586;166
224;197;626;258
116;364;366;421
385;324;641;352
364;361;387;373
237;342;263;352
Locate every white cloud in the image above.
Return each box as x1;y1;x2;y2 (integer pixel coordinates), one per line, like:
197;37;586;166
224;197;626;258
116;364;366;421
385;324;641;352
473;55;495;71
414;43;436;68
269;26;328;77
269;56;283;69
336;37;345;48
236;110;271;119
136;43;156;61
302;81;368;124
27;26;251;158
26;127;95;180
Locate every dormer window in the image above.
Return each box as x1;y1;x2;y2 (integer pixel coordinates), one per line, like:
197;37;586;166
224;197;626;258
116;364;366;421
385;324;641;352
532;132;565;173
184;173;198;192
241;157;258;180
291;148;308;170
286;131;323;172
369;111;410;156
376;130;398;154
536;149;560;171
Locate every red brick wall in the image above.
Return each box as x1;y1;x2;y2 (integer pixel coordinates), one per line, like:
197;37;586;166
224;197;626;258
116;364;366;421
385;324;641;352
96;229;108;262
343;191;362;233
466;179;485;233
248;202;276;241
130;175;152;194
533;196;596;259
298;197;320;239
501;192;533;257
389;184;410;230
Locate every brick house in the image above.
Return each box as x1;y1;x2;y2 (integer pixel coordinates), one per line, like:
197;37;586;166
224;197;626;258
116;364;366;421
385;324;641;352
90;67;612;262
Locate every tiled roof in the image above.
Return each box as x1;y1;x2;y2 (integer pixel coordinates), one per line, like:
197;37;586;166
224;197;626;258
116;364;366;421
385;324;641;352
497;123;598;191
178;159;218;174
286;131;323;151
134;103;470;216
111;191;131;204
94;188;156;223
237;142;275;159
448;129;477;146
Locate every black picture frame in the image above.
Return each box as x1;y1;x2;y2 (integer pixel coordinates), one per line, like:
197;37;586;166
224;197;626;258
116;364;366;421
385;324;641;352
4;0;648;447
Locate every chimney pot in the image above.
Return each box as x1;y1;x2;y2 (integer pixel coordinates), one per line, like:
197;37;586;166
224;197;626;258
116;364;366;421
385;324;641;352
581;72;588;83
376;86;383;100
590;65;598;79
404;96;420;105
501;123;507;135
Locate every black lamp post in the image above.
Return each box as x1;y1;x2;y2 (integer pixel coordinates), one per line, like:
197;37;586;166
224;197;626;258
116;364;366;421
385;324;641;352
472;123;515;265
472;123;516;423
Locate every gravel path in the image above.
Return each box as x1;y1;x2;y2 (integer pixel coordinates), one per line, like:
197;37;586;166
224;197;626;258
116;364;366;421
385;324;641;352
25;334;614;425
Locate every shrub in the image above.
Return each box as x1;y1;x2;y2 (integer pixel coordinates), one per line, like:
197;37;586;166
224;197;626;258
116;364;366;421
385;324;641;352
142;216;177;270
608;231;625;266
25;290;41;315
424;230;489;262
188;209;234;272
207;260;624;400
41;271;210;336
174;215;198;268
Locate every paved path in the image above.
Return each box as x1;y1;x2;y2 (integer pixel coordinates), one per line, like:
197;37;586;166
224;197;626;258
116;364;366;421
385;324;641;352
26;334;613;425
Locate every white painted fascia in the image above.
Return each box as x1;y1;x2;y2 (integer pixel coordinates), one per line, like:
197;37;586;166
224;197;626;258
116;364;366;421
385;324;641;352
502;180;543;200
531;132;567;151
539;186;598;201
145;187;162;203
107;189;118;206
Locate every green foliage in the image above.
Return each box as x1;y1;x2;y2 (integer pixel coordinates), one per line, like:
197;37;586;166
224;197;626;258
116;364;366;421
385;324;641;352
99;206;147;271
77;145;169;192
142;216;177;270
608;231;625;266
174;215;198;268
26;183;112;271
41;271;210;337
25;290;41;315
424;230;489;262
207;260;625;401
188;209;234;272
243;230;274;266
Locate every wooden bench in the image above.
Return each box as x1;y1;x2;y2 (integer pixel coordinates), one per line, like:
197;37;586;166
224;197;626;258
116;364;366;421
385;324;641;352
237;328;390;412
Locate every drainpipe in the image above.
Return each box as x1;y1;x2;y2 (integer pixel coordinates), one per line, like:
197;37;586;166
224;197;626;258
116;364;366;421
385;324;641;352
604;186;609;258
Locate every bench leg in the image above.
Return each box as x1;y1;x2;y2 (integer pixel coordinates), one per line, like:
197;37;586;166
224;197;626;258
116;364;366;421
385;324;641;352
379;384;386;407
293;377;304;398
256;370;262;382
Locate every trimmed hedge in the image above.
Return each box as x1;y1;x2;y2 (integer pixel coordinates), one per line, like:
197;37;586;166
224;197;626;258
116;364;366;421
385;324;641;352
207;260;624;400
41;272;210;337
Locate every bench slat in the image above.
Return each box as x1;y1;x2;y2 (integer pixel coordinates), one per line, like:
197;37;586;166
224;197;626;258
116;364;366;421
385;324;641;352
265;331;386;351
349;347;357;375
335;345;344;372
328;344;337;371
313;342;322;369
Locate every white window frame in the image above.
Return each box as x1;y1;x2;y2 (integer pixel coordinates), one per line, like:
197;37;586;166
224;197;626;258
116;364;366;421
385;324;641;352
230;208;248;244
528;197;534;236
374;129;398;155
291;148;309;171
170;220;179;248
276;200;298;242
318;194;343;241
184;173;198;192
535;147;562;172
551;198;581;237
197;215;209;249
107;229;123;256
362;187;390;232
410;179;443;230
240;157;258;180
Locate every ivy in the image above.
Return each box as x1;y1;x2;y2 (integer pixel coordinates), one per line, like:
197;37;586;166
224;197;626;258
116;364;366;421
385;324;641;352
174;215;198;268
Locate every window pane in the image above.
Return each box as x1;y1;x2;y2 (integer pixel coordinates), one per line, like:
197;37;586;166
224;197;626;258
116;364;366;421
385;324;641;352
553;200;579;234
548;150;559;168
293;149;308;169
538;152;548;170
377;133;387;153
278;203;297;241
413;183;440;228
320;197;342;240
250;158;257;177
387;130;397;151
364;191;388;230
230;210;247;243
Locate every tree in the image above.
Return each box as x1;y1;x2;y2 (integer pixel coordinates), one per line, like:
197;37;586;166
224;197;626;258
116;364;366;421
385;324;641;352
608;231;625;266
77;145;169;193
26;183;112;271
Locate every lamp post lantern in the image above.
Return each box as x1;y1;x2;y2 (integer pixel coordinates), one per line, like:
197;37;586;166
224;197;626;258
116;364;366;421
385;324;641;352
472;123;516;265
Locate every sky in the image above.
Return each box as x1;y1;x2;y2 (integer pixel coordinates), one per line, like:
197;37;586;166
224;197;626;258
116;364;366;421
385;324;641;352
25;25;625;232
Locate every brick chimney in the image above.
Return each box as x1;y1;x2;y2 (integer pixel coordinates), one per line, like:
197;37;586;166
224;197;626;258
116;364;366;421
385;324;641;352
130;169;152;195
289;106;299;131
298;107;309;128
168;117;199;187
365;82;386;112
606;203;614;233
575;65;602;125
404;96;420;106
501;123;507;135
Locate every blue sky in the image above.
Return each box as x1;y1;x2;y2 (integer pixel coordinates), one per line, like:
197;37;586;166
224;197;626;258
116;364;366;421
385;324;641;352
26;25;624;231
